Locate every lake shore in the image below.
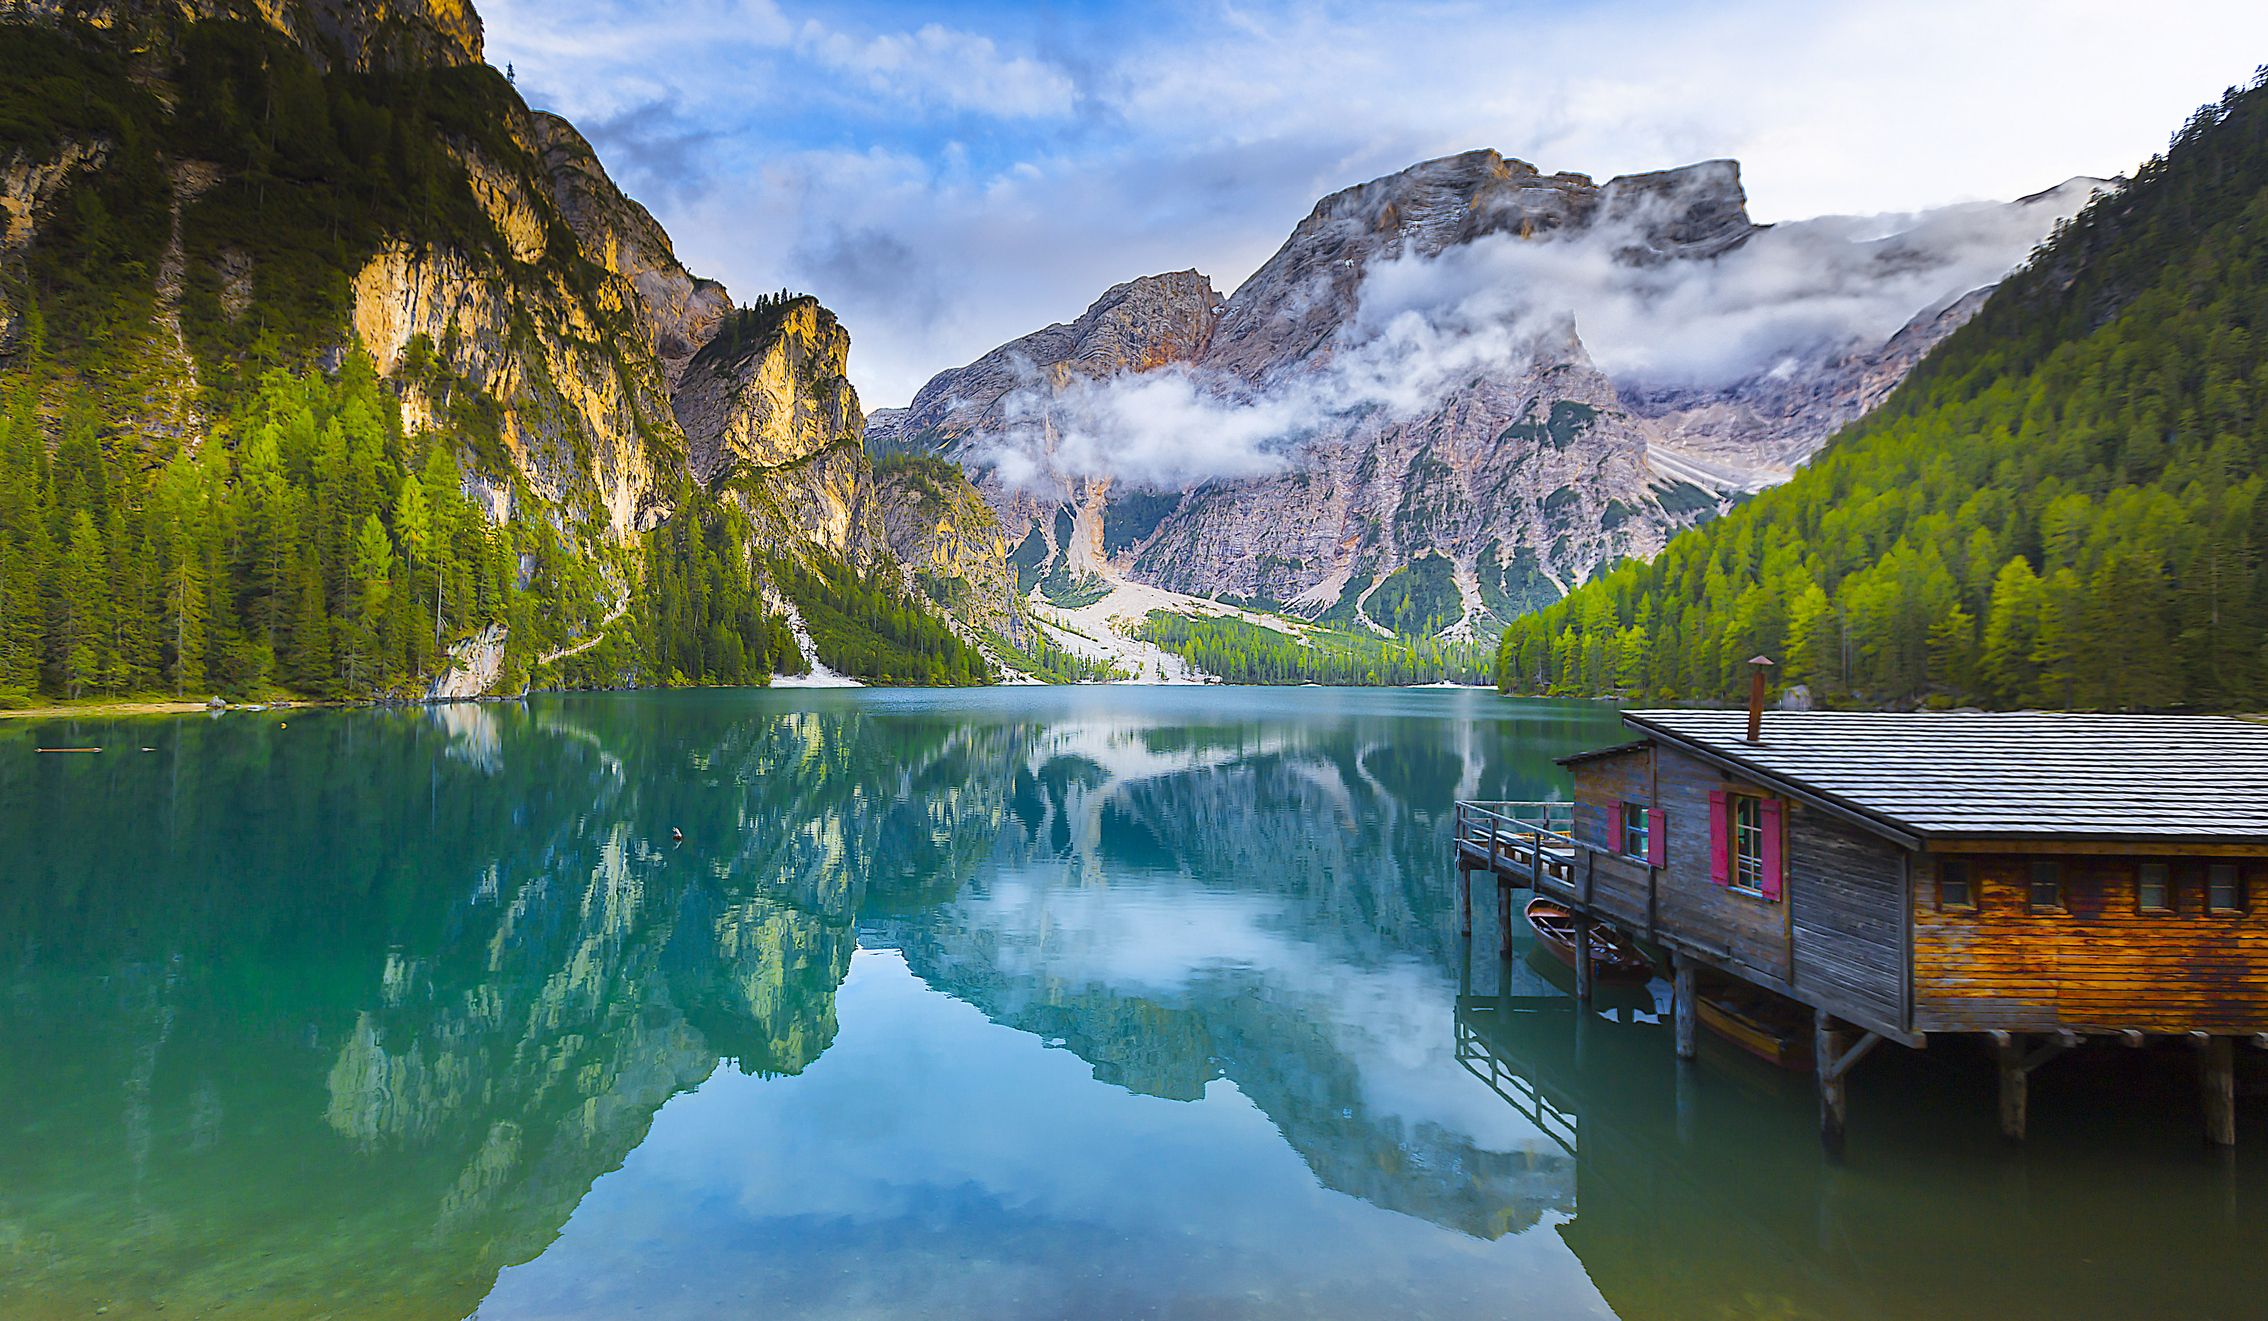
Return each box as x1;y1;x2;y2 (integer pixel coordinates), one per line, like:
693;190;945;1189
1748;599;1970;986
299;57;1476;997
0;698;325;721
1;699;220;720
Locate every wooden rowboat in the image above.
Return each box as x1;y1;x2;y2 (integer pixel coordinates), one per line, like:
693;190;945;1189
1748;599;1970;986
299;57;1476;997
1697;986;1814;1071
1523;899;1654;981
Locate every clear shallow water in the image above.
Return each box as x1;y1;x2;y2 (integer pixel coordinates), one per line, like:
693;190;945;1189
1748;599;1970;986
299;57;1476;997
1;686;2261;1320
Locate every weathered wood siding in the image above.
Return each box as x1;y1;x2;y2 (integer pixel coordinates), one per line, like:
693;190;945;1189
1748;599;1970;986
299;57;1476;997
1785;804;1907;1033
1913;856;2268;1033
1574;746;1912;1037
1570;748;1655;931
1647;748;1791;980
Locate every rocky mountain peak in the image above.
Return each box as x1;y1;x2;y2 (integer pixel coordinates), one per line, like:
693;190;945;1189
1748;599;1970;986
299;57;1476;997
1204;150;1758;383
1594;158;1753;260
866;268;1222;453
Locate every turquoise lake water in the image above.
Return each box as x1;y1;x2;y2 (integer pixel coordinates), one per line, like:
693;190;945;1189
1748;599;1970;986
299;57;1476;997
1;686;2261;1319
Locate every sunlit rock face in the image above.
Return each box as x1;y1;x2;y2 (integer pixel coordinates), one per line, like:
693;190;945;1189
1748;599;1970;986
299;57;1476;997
884;150;2097;631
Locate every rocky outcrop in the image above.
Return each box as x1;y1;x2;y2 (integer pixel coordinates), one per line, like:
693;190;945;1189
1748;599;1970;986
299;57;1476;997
1;139;109;253
426;622;507;700
873;456;1018;634
348;236;679;542
0;138;111;357
532;113;732;379
671;297;882;562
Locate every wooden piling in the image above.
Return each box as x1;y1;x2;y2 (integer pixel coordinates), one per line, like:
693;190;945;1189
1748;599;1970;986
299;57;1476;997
1994;1031;2028;1141
1458;866;1472;936
2199;1033;2236;1148
1497;875;1514;960
1572;914;1595;1003
1672;955;1697;1061
1815;1010;1847;1159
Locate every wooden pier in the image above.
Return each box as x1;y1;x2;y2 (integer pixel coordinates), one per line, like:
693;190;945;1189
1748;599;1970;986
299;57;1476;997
1458;704;2268;1153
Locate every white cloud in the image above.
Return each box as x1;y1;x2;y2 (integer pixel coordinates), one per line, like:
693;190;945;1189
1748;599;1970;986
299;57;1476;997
795;21;1079;118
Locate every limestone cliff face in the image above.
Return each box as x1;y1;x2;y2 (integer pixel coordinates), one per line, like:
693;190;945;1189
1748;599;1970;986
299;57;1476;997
1200;152;1749;384
347;231;681;541
531;113;732;379
671;297;882;562
891;150;2092;630
873;457;1018;635
0;139;110;355
862;269;1222;576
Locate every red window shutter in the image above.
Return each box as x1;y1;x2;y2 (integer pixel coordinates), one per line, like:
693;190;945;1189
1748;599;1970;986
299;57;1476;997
1761;799;1784;901
1609;799;1624;852
1647;809;1667;867
1708;791;1729;886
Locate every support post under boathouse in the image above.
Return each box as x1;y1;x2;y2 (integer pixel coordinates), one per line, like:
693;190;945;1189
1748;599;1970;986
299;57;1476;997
1455;709;2268;1152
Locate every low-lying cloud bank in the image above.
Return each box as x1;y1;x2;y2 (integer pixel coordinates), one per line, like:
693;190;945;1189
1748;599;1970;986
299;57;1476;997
966;178;2102;494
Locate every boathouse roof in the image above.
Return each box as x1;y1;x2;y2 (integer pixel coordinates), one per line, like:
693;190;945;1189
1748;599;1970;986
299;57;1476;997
1614;711;2268;844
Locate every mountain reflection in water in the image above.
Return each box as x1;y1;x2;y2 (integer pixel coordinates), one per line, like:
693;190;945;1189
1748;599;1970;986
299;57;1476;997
0;687;2259;1320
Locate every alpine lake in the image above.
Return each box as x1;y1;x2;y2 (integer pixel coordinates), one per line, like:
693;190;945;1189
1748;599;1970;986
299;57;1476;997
2;686;2262;1320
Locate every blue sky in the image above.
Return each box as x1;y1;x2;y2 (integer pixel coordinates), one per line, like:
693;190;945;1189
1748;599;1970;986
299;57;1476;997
483;0;2268;405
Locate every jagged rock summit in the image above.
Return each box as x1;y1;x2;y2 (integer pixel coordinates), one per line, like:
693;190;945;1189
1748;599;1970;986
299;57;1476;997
876;148;2100;634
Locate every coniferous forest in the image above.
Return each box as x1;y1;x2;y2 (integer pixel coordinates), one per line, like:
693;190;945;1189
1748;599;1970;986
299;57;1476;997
0;333;888;703
1497;69;2268;711
1139;612;1493;686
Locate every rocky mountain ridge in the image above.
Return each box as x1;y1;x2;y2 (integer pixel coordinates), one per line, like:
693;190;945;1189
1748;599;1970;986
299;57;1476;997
871;149;2101;633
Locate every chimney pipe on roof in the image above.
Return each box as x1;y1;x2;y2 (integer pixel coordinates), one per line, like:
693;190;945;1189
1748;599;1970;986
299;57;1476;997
1746;656;1775;744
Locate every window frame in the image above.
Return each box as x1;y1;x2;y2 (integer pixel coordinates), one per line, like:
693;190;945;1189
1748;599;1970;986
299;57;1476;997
2136;861;2174;915
2027;859;2066;915
2207;862;2247;916
1937;857;1977;914
1621;801;1650;860
1729;793;1766;896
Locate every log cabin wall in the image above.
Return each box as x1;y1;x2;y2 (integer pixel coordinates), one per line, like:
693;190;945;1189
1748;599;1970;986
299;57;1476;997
1912;854;2268;1033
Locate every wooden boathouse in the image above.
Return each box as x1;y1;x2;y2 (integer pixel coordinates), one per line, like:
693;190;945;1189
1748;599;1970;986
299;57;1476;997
1456;704;2268;1151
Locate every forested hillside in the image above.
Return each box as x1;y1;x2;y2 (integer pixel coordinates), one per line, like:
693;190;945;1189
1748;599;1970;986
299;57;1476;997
1140;613;1492;686
1497;69;2268;711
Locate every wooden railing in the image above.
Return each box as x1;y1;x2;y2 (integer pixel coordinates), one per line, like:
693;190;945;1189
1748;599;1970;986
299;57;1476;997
1454;800;1580;890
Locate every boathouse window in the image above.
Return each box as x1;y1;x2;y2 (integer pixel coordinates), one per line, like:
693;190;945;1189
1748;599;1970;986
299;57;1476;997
1731;795;1765;893
1708;790;1780;899
1937;858;1976;912
2027;860;2065;913
2208;863;2246;915
2138;862;2174;914
1622;802;1649;858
